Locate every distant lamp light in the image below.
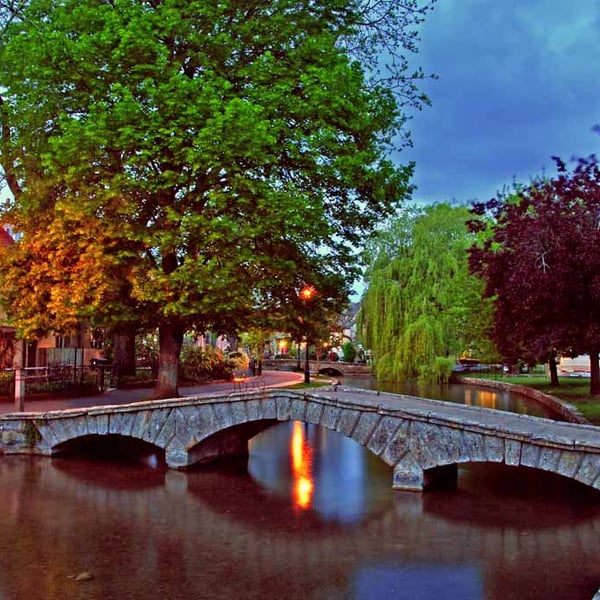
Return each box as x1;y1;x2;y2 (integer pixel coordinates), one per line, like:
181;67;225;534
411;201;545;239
299;285;316;302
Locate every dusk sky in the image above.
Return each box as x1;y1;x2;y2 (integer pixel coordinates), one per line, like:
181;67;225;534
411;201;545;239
402;0;600;205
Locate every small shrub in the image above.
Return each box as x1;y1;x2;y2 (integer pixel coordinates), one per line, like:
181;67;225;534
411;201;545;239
180;346;234;382
227;351;250;371
341;342;357;363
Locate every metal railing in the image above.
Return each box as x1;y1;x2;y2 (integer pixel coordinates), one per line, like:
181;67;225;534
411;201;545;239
0;364;117;401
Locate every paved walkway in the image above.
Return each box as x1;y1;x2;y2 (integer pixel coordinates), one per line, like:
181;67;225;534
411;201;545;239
0;370;304;415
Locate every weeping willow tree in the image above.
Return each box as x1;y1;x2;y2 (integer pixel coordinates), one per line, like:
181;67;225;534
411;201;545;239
358;203;494;383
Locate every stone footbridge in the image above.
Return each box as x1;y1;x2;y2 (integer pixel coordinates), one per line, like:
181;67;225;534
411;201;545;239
262;358;370;377
1;387;600;493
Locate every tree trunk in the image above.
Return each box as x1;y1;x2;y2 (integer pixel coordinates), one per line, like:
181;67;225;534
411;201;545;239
113;331;136;377
304;338;310;384
154;321;184;399
547;354;559;387
589;348;600;395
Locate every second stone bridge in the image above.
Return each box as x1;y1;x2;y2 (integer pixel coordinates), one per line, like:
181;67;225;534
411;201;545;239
1;387;600;493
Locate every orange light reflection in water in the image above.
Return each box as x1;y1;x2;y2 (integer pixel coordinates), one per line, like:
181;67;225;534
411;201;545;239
291;421;314;510
465;389;497;409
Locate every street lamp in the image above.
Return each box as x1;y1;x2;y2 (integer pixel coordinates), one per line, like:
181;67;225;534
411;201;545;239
299;285;316;302
299;285;316;384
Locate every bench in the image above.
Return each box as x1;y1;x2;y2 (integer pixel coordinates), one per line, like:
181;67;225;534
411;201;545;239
232;371;266;392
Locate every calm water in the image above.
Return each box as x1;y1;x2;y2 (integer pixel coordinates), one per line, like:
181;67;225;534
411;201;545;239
342;376;559;419
0;385;598;599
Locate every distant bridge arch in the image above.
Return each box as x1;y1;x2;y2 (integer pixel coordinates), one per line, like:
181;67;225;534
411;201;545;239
318;366;344;377
2;389;600;493
263;359;370;377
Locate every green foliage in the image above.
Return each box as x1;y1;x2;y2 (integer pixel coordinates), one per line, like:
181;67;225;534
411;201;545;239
0;0;431;397
179;346;232;383
240;329;270;361
374;353;395;381
358;203;493;383
227;351;250;372
341;341;357;363
135;334;159;374
418;356;455;384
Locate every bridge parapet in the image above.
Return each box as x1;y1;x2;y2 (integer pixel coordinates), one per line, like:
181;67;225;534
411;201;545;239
1;388;600;494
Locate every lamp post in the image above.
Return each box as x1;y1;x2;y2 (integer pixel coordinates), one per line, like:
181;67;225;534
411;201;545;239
299;285;316;384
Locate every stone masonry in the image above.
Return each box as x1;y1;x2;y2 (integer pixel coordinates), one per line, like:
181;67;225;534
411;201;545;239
1;387;600;493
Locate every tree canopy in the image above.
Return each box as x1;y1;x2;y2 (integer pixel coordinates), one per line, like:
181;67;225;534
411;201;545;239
358;203;491;383
468;156;600;393
0;0;433;397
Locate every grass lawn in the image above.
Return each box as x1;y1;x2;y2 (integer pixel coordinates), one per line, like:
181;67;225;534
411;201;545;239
465;373;600;424
284;376;332;390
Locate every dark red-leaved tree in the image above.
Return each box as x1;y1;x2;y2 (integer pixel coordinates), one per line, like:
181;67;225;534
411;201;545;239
468;156;600;394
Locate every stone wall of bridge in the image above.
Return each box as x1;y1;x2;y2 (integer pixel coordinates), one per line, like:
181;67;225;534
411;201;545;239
1;388;600;493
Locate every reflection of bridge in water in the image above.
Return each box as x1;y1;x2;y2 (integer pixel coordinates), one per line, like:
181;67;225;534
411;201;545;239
0;456;598;599
2;387;600;493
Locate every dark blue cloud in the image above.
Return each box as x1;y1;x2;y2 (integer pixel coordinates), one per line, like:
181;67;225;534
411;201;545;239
401;0;600;204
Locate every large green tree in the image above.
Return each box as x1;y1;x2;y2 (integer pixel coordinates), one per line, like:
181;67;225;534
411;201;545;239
0;0;432;397
358;203;493;383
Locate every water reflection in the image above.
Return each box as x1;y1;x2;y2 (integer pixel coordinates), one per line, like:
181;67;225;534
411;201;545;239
0;415;598;598
465;388;497;409
249;421;390;525
353;565;483;600
291;421;314;509
345;377;558;419
424;463;600;529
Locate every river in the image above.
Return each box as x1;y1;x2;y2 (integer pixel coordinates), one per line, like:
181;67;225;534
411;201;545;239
341;376;559;419
0;383;598;599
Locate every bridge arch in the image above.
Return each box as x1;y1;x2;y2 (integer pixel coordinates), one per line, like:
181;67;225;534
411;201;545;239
52;433;166;465
3;389;600;493
186;420;278;465
318;367;344;377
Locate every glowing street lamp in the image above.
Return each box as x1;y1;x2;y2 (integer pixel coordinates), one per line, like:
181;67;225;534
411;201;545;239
299;285;316;302
299;284;316;384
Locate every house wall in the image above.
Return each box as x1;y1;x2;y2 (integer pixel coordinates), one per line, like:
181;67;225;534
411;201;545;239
558;355;590;376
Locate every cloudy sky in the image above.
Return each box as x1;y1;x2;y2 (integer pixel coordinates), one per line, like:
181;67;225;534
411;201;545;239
401;0;600;205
